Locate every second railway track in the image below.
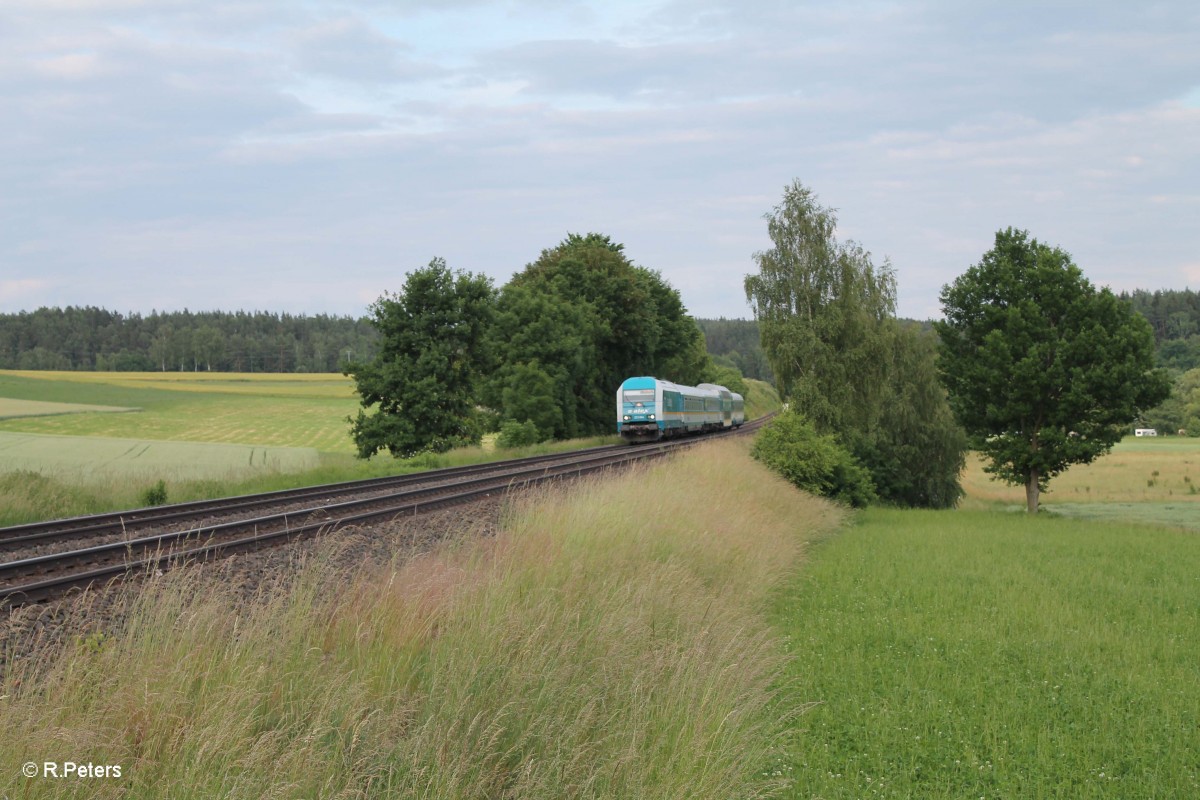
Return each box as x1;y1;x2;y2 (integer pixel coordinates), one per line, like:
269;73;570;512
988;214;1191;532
0;417;769;607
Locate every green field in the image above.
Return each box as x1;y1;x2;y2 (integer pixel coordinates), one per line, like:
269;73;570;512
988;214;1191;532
0;398;140;419
772;435;1200;798
774;508;1200;798
0;431;318;482
0;370;359;453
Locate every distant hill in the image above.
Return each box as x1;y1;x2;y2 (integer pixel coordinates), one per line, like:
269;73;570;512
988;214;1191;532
695;318;773;383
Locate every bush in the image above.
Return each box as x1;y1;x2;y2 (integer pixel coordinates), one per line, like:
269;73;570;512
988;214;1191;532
496;419;543;449
751;411;876;507
141;479;168;507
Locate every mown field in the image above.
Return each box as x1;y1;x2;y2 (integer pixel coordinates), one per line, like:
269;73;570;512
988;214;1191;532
0;370;359;454
960;435;1200;529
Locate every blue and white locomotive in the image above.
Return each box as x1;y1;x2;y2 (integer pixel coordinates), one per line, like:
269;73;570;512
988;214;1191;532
616;376;745;442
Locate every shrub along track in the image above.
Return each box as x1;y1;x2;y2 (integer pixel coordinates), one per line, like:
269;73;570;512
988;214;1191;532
0;418;769;609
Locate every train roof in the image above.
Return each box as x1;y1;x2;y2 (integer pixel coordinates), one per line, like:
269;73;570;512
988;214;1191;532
619;376;725;397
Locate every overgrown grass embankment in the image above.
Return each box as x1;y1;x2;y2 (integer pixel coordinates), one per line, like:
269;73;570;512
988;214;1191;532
774;507;1200;798
1;439;843;798
744;378;782;420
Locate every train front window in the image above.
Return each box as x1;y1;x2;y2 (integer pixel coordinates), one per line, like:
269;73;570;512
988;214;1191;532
623;389;654;405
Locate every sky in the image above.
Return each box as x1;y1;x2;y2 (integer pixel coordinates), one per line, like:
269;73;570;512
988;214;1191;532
1;0;1197;321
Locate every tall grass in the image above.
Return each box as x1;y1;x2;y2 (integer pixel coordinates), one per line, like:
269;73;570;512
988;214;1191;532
774;508;1200;799
1;439;843;798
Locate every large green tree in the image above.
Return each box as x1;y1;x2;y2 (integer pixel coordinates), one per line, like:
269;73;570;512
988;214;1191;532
745;180;967;507
744;180;896;433
853;322;968;508
935;228;1171;513
485;233;705;438
345;258;495;458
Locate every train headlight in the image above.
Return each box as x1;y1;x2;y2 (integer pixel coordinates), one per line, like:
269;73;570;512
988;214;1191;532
623;415;630;421
649;414;655;420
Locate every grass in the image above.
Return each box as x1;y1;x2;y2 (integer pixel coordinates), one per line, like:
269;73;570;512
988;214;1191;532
0;438;843;799
0;371;359;454
0;398;140;419
960;435;1200;529
0;431;319;482
745;378;782;421
773;507;1200;799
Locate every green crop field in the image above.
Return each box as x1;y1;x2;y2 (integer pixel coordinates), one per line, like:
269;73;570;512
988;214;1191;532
0;370;368;524
0;370;359;454
0;431;318;482
0;398;140;419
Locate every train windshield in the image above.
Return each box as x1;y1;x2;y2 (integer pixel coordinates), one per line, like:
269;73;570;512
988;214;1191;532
623;389;654;405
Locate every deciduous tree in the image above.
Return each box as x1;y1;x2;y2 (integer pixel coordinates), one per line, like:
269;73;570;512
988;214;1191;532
745;179;967;507
346;258;495;458
935;228;1171;513
487;233;704;438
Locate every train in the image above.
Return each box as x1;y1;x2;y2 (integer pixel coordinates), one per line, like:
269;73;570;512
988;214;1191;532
616;376;745;442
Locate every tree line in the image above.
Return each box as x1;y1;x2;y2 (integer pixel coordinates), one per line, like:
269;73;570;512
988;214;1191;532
0;304;764;381
0;307;380;373
344;234;749;458
1120;288;1200;372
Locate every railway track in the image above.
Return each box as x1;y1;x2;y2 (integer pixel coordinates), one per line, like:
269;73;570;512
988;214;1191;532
0;417;770;607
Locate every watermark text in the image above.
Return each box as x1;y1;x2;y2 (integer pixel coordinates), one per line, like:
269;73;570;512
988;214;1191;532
23;762;122;779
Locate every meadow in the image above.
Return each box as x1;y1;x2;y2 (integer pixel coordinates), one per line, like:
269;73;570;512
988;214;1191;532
960;435;1200;529
773;434;1200;798
773;508;1200;799
1;439;841;799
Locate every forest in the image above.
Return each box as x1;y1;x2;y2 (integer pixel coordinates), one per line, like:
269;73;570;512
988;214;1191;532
0;307;379;373
2;289;1196;378
0;306;774;379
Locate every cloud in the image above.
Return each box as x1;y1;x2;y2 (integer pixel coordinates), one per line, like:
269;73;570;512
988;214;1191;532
288;16;442;83
2;0;1198;321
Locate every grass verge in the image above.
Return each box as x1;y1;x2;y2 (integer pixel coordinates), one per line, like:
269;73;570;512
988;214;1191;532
1;438;843;798
774;507;1200;799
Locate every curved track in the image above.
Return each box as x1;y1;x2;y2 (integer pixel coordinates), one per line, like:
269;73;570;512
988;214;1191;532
0;417;770;607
